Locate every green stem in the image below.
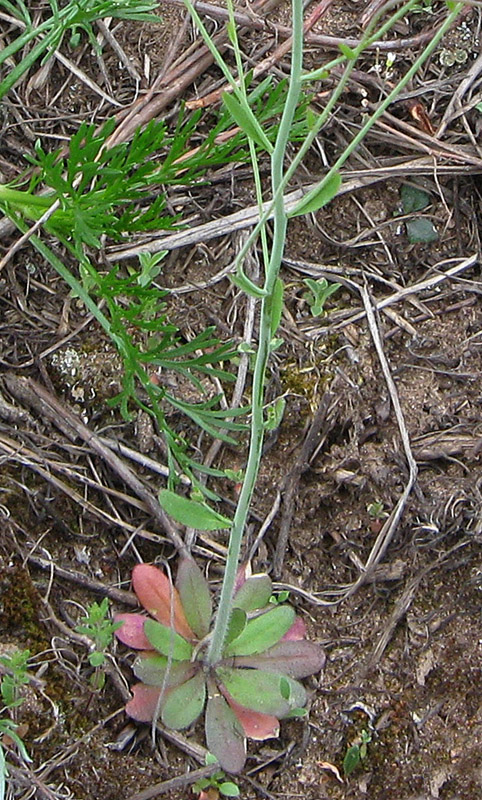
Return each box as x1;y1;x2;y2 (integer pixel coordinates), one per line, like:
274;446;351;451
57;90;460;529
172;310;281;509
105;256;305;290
206;0;304;667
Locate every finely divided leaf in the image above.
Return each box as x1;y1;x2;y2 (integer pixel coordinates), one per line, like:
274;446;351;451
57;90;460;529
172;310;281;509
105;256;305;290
231;640;326;678
176;557;212;638
205;692;246;773
144;619;193;660
161;671;206;729
216;667;306;716
233;574;272;612
224;606;295;656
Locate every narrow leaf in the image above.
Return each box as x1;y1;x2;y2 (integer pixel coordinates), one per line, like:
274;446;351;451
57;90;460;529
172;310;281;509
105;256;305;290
176;557;213;638
288;172;341;218
161;671;206;729
232;640;326;678
269;278;284;336
216;667;306;716
159;489;231;531
233;574;272;612
222;92;273;153
205;692;246;773
144;619;193;660
224;606;295;656
338;42;356;59
231;268;268;298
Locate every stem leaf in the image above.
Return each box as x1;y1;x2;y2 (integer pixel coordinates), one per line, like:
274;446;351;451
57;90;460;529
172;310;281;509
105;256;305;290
288;172;341;217
222;92;273;153
159;489;231;531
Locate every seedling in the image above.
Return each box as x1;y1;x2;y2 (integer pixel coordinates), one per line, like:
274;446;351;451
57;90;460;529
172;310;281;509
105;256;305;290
75;599;123;690
343;729;372;776
0;649;32;800
192;752;240;798
115;561;325;772
303;278;342;318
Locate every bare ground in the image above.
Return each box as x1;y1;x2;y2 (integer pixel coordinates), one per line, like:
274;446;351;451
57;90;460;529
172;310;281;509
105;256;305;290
0;2;481;799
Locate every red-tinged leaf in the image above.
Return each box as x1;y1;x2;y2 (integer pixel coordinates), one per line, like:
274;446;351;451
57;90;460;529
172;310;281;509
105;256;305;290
233;574;272;612
216;667;306;716
231;640;325;678
144;618;193;660
205;692;246;773
114;613;152;649
160;671;206;729
133;653;198;687
176;557;212;639
223;606;295;657
234;561;251;594
125;683;161;722
221;688;279;740
282;616;306;641
132;563;194;641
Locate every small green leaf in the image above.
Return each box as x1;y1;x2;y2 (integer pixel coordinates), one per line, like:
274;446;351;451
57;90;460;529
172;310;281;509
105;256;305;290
159;489;231;531
220;782;241;797
280;676;291;700
265;397;286;432
269;278;284;336
303;277;341;317
343;744;361;776
284;707;308;718
406;217;438;244
225;608;247;645
288;172;341;217
205;751;219;766
161;671;206;729
88;651;105;668
233;574;273;612
338;42;357;59
400;183;431;213
222;92;273;153
176;557;212;638
144;619;193;660
224;605;295;656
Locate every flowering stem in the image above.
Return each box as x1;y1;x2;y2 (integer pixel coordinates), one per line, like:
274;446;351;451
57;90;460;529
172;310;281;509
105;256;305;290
206;0;304;667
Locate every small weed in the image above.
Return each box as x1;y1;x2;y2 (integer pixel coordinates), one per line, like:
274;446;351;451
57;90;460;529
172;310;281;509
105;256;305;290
0;649;32;798
303;278;341;317
192;752;240;798
343;729;372;776
75;599;122;691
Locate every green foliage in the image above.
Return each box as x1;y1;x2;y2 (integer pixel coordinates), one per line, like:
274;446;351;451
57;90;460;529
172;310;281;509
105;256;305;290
0;0;160;100
0;649;32;799
303;277;342;318
400;184;438;243
193;753;240;797
343;729;372;776
75;598;122;690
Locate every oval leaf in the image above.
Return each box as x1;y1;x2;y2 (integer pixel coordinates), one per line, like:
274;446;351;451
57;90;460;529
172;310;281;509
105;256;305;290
144;618;193;660
232;640;326;678
221;689;279;741
216;667;306;716
161;671;206;729
132;563;193;640
205;692;246;773
176;557;212;638
114;613;152;650
133;653;197;687
224;605;295;656
233;574;272;612
159;489;231;531
225;608;247;645
125;683;161;722
288;172;341;218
